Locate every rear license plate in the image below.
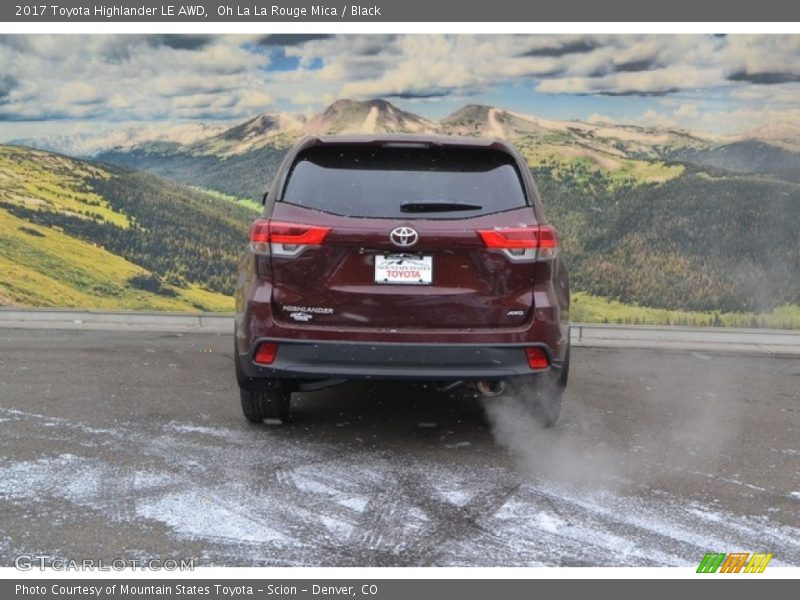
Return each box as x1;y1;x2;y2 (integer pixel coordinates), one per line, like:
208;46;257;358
374;254;433;285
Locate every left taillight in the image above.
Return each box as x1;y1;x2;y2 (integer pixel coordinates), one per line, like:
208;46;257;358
250;219;272;254
249;219;331;256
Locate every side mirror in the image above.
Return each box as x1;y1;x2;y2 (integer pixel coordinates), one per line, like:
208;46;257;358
262;192;268;206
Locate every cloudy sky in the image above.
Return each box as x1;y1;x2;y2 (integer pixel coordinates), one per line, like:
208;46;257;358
1;34;800;140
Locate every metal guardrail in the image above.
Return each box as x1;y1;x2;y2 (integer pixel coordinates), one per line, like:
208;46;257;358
571;323;800;346
1;308;799;355
0;307;232;331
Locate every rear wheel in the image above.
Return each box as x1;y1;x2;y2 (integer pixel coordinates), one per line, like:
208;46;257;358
240;387;291;423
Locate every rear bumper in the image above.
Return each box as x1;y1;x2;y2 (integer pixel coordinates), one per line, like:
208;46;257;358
237;338;563;382
237;280;569;354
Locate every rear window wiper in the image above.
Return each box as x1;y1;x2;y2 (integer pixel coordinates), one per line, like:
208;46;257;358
400;202;483;213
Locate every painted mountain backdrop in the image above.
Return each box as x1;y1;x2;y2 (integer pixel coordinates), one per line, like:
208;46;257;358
3;99;799;326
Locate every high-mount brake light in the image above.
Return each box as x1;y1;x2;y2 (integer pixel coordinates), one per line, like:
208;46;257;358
381;142;430;148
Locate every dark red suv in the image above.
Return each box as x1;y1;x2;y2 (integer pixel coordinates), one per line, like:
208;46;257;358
234;134;570;426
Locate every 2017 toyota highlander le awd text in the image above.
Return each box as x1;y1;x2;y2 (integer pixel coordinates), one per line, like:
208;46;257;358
234;134;570;426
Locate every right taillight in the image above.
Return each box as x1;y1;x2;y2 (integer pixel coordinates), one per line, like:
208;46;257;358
535;225;559;260
476;225;559;261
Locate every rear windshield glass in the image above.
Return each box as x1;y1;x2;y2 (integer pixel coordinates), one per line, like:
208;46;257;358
281;145;528;218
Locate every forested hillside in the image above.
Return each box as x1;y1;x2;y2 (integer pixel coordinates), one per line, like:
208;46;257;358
97;144;285;200
0;146;253;310
536;166;800;313
674;140;800;181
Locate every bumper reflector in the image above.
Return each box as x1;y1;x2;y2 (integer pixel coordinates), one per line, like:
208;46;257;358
253;342;278;365
525;347;550;370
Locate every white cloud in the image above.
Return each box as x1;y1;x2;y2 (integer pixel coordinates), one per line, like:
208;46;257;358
1;34;800;137
586;113;615;124
723;35;800;80
291;91;334;106
636;109;679;129
674;103;699;120
536;65;722;95
60;82;102;105
730;83;800;105
0;35;272;122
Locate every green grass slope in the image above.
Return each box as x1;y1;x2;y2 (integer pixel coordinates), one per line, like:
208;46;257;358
0;208;229;310
571;292;800;329
0;145;257;311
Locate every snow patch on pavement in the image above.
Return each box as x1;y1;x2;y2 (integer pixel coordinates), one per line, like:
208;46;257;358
163;422;239;440
1;408;798;566
136;490;289;544
534;511;566;533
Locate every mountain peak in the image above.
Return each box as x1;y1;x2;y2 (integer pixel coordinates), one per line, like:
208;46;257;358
302;98;438;135
441;104;537;138
219;113;280;141
325;98;393;110
441;104;493;123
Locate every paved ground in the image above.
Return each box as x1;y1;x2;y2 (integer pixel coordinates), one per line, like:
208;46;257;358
0;328;798;567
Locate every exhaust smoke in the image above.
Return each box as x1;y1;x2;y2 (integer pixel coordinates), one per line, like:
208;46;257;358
482;349;747;494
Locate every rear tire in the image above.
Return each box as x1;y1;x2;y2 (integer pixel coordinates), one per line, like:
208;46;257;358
240;387;291;423
558;343;570;388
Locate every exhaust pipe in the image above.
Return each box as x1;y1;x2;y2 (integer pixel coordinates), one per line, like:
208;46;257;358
435;380;464;393
476;380;507;397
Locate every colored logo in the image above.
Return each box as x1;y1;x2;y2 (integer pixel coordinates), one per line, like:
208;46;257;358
697;552;773;573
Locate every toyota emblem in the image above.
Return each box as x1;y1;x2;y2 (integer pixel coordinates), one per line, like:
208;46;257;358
389;226;419;248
